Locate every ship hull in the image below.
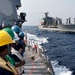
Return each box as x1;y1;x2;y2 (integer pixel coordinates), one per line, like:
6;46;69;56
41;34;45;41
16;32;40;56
38;24;75;33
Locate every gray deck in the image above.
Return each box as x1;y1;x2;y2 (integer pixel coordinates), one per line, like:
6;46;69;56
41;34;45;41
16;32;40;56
22;47;53;75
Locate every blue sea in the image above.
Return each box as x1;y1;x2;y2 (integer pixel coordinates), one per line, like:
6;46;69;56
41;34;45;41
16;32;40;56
22;26;75;75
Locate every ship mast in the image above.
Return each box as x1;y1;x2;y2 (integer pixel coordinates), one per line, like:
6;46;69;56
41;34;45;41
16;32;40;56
45;12;49;18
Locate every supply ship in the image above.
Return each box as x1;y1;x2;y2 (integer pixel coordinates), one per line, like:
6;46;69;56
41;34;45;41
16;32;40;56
38;12;75;32
0;0;55;75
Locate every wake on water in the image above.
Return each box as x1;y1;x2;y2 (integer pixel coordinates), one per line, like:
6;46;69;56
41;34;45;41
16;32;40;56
26;33;72;75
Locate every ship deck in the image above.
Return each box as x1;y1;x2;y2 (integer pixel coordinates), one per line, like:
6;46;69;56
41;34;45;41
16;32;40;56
22;46;54;75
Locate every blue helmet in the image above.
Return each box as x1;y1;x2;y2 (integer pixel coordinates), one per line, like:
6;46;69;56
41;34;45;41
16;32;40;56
11;25;20;33
19;31;24;37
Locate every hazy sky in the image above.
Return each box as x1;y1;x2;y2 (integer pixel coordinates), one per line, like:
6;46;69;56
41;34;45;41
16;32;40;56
18;0;75;26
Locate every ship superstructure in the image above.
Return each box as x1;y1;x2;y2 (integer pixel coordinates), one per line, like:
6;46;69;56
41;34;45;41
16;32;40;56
0;0;26;28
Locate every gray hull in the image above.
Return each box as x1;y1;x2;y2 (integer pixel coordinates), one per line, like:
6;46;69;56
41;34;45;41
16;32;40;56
0;0;21;26
38;24;75;32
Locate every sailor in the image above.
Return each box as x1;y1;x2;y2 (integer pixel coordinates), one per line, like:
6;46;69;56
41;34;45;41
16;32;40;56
11;25;23;53
32;42;38;53
12;31;26;57
2;28;16;66
10;41;25;75
33;43;37;53
13;31;25;75
11;25;21;36
18;31;26;57
3;28;25;75
11;25;23;54
0;30;18;75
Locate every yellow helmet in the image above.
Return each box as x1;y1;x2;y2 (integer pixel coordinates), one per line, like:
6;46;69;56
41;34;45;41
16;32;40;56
0;30;13;46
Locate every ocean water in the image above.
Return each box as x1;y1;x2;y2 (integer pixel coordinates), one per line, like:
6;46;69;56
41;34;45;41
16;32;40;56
22;26;75;75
